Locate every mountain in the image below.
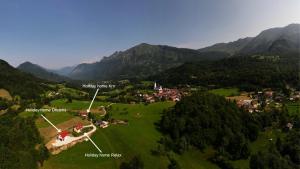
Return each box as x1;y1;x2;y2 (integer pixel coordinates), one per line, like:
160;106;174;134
0;60;46;99
199;24;300;55
152;52;299;90
199;37;253;55
69;43;229;80
18;62;70;82
240;24;300;54
49;65;76;76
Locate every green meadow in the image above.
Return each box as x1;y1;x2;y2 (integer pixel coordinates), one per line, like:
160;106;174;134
41;100;219;169
209;88;240;97
286;101;300;116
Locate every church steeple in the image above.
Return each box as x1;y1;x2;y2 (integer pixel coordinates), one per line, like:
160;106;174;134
154;82;157;90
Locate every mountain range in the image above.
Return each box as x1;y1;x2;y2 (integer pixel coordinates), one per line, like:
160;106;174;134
18;62;71;82
199;23;299;55
17;23;300;82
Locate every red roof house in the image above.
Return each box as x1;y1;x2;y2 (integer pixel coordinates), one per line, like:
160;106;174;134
58;130;69;141
74;123;83;133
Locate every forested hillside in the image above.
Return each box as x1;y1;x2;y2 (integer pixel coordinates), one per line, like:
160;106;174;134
18;62;71;82
0;112;49;169
159;92;300;169
0;60;48;99
153;53;299;91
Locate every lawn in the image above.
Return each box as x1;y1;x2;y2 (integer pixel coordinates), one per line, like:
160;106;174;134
35;111;75;128
209;88;239;97
51;99;111;110
41;101;219;169
286;101;300;116
232;129;284;169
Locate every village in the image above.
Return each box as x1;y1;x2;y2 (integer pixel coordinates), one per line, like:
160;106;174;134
39;81;300;156
226;89;300;113
142;82;185;103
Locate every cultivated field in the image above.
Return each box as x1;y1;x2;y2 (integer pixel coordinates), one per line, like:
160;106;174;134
0;89;12;100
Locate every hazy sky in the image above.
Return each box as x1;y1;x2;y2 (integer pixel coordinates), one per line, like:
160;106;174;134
0;0;299;68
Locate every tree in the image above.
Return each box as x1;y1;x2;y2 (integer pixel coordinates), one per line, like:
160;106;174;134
120;156;144;169
0;100;8;110
159;92;258;160
103;112;111;121
168;159;181;169
37;145;49;167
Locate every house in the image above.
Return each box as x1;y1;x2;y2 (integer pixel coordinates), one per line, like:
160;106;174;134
154;88;182;102
79;111;88;118
74;123;83;133
153;82;162;91
264;90;274;98
143;94;155;103
95;120;109;128
58;130;69;141
286;123;293;130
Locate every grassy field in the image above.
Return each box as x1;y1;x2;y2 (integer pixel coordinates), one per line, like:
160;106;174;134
0;88;12;100
51;99;111;110
232;129;284;168
41;101;219;169
209;88;239;97
286;101;300;116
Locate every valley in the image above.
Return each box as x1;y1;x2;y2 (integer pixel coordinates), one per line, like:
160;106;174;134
0;22;299;169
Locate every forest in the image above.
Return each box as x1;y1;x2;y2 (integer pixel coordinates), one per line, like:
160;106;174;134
153;53;299;91
158;92;300;169
0;110;49;169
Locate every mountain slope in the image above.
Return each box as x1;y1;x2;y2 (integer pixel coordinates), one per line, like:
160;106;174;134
18;62;70;82
49;65;76;76
69;43;229;80
199;37;253;55
152;53;299;90
0;60;46;99
198;24;300;55
240;24;300;54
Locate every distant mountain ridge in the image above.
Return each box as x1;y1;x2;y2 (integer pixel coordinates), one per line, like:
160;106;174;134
69;24;299;81
18;62;70;82
69;43;228;80
199;24;300;55
15;23;300;82
48;65;77;76
199;37;253;55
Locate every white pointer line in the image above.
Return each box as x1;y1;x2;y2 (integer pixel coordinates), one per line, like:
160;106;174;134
41;114;61;132
84;133;102;153
87;88;99;112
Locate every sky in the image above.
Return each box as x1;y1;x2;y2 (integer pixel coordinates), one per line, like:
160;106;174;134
0;0;299;69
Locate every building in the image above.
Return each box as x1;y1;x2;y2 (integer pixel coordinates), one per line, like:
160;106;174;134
286;123;293;130
143;94;155;103
154;88;181;102
58;130;69;141
79;111;88;118
95;120;109;128
154;82;162;91
74;123;83;133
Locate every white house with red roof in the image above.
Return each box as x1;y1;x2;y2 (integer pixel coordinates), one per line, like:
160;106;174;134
58;130;69;141
74;123;83;133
